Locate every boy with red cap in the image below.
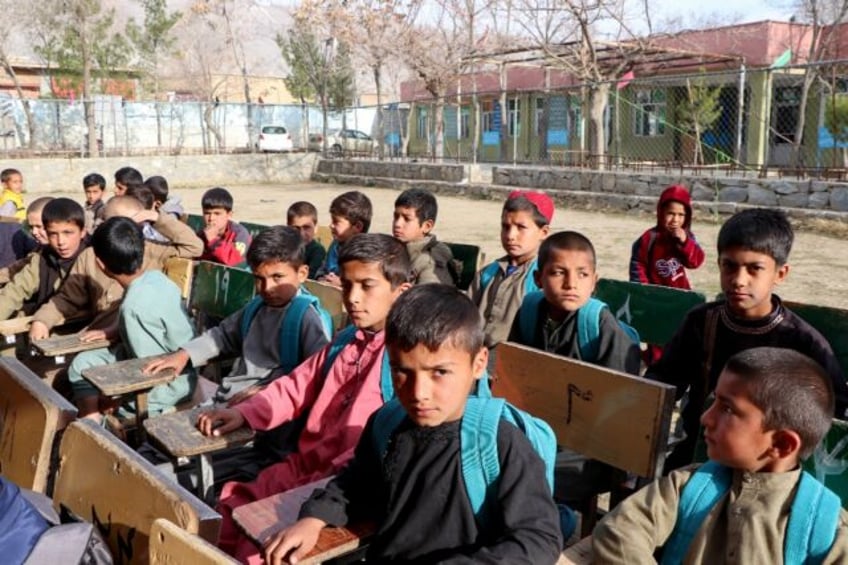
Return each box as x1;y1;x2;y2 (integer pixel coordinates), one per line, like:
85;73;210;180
469;190;553;350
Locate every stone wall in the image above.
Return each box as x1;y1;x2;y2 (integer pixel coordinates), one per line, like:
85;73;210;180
315;159;465;182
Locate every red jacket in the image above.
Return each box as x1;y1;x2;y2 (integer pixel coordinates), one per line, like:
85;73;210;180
199;221;251;267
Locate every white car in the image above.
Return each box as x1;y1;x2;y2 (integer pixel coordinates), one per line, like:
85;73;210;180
257;125;294;152
308;129;376;156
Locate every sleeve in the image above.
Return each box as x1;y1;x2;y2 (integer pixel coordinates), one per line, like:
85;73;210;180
592;469;691;563
151;211;204;259
596;310;642;376
824;511;848;565
299;306;331;360
123;287;194;359
644;308;704;400
413;255;441;285
31;252;96;329
205;224;250;267
439;422;562;565
0;201;16;217
181;307;246;367
629;234;649;284
467;269;484;304
0;254;39;320
677;232;705;269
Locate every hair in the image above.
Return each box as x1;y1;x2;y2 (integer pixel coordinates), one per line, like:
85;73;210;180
287;201;318;223
26;196;54;216
386;284;484;355
330;191;372;233
246;225;306;270
724;347;834;459
503;195;548;227
717;208;794;266
114;166;143;187
201;187;234;212
103;195;144;220
41;197;85;229
82;173;106;190
144;176;169;205
125;184;155;210
91;216;144;276
538;230;597;270
1;168;21;183
394;188;438;224
338;233;410;288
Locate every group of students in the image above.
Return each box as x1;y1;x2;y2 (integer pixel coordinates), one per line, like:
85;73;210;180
1;166;847;564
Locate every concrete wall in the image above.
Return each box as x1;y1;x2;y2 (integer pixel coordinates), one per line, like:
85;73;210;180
12;153;318;194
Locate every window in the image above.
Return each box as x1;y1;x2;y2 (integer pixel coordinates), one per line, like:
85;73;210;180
482;100;495;132
417;107;428;140
633;89;666;136
773;86;800;144
508;98;521;137
534;97;545;136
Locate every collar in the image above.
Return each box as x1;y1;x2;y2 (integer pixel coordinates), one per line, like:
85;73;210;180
405;234;435;254
719;295;784;335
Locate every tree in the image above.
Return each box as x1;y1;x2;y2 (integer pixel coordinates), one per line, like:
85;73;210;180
676;77;723;165
0;0;36;149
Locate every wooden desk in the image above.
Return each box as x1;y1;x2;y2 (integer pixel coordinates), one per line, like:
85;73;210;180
31;333;110;362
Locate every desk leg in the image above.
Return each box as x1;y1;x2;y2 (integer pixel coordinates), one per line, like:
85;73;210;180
198;453;215;504
136;392;149;443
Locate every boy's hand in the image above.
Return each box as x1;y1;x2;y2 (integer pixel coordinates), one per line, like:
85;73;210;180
203;226;220;243
196;407;245;437
79;329;108;343
263;518;326;565
320;272;341;288
29;321;49;341
670;227;687;244
143;350;190;376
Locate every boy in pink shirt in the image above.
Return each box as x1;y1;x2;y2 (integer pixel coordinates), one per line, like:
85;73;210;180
194;233;412;561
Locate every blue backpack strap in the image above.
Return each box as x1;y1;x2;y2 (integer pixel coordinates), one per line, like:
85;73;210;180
461;397;505;518
576;298;606;362
518;291;545;344
299;285;334;339
784;471;841;565
371;399;408;458
523;258;540;295
278;294;319;375
500;403;556;492
661;461;732;565
239;295;265;339
479;262;501;292
380;350;393;401
320;325;357;379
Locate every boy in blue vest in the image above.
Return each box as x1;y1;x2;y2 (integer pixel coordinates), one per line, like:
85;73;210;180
263;284;562;565
315;190;372;288
469;190;553;351
594;347;848;562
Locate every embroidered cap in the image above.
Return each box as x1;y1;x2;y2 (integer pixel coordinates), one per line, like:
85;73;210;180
507;190;554;225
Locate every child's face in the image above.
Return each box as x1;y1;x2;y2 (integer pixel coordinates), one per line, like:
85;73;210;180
3;173;22;193
392;206;432;243
500;210;549;265
719;246;788;320
390;341;488;427
535;248;598;319
114;181;127;196
330;214;361;244
288;215;316;244
661;201;686;232
700;370;780;472
27;211;48;245
84;185;104;206
45;221;86;259
341;260;408;332
252;259;308;308
203;207;232;237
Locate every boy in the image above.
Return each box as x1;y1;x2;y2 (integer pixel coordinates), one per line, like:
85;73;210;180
469;190;553;349
197;187;251;267
265;284;562;565
186;233;410;561
67;216;195;420
0;168;25;219
0;196;49;271
28;195;203;342
315;190;372;287
126;183;169;243
286;201;326;279
648;208;848;471
392;188;456;285
594;347;848;563
82;173;106;233
113;166;143;197
144;175;184;218
0;198;87;320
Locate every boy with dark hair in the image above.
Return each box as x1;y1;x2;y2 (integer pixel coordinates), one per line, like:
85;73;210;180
126;183;169;243
469;190;553;349
648;207;848;470
0;168;25;219
82;173;106;233
595;347;848;562
315;190;372;287
0;198;88;320
0;197;47;271
187;233;411;561
392;188;456;285
113;166;143;197
265;284;562;565
144;175;184;218
67;216;196;420
197;187;251;267
286;201;325;279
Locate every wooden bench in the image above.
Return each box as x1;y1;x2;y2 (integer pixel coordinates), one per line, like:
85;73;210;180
150;518;238;564
185;213;205;233
190;260;256;327
0;357;77;493
163;257;194;302
53;419;221;563
304;279;348;333
241;221;271;240
445;242;484;291
31;332;112;364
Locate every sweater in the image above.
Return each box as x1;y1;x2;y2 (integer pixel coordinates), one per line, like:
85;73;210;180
198;220;251;267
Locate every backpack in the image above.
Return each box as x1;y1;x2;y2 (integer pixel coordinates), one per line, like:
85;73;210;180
320;325;394;402
661;461;841;565
516;292;640;361
239;290;333;375
478;259;540;296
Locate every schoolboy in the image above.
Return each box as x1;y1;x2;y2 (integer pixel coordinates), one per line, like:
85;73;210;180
126;183;169;243
67;217;195;420
24;196;53;249
113;166;143;197
0;196;49;271
0;168;25;220
264;284;562;565
144;175;184;218
392;188;456;285
82;173;106;233
197;187;251;267
28;195;203;342
0;198;88;320
314;190;372;287
594;347;848;563
286;201;325;279
188;233;410;561
469;190;553;348
648;208;848;471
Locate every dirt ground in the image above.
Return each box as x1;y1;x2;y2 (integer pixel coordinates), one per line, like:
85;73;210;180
171;181;848;309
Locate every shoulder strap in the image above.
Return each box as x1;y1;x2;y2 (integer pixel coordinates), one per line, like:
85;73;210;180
239;296;265;339
518;291;546;344
523;258;540;295
576;298;607;361
784;471;841;565
500;403;556;492
320;325;394;402
371;399;408;459
461;397;506;518
479;262;500;291
661;461;732;565
278;294;318;375
380;349;393;402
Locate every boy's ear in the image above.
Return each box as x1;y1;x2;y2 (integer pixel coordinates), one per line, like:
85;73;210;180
540;225;550;238
775;263;790;285
353;221;365;234
391;281;413;299
471;347;489;380
296;263;309;283
770;428;802;460
421;218;435;234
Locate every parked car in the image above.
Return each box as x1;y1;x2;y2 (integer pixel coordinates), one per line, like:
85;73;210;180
308;129;377;156
257;125;294;152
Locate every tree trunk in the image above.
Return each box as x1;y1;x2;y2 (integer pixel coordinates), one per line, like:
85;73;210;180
374;65;383;160
587;83;609;169
434;96;445;160
203;102;222;152
82;37;97;157
0;55;35;149
791;71;815;168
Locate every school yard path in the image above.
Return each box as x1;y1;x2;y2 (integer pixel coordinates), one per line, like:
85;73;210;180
173;182;848;310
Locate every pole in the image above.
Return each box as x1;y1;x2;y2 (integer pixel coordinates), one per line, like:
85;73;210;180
614;89;621;165
513;96;518;166
734;63;746;164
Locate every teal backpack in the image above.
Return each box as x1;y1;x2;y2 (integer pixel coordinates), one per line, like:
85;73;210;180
661;460;841;565
319;325;395;401
239;290;333;375
478;259;540;296
516;292;640;361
